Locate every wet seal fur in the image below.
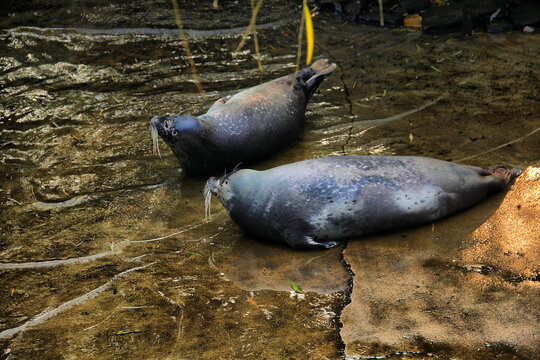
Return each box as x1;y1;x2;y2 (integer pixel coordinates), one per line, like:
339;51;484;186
205;155;521;249
150;59;337;175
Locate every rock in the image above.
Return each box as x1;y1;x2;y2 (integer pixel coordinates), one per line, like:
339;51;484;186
401;0;431;13
404;13;422;28
343;0;371;22
422;2;465;34
422;0;502;34
317;0;345;16
472;0;503;23
340;167;540;359
486;19;514;33
510;0;540;27
332;1;344;17
358;9;404;27
381;0;400;9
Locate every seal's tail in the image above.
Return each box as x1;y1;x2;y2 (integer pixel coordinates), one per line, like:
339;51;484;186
485;165;522;187
296;58;337;98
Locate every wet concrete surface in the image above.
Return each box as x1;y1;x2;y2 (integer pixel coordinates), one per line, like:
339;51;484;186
1;1;539;359
341;167;539;359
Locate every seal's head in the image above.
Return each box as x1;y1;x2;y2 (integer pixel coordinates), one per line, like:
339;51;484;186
150;114;214;173
204;172;238;221
150;115;203;151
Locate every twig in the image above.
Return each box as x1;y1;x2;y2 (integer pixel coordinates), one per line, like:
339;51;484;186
171;0;206;98
232;0;264;57
251;0;263;73
119;306;148;309
377;0;384;26
0;264;152;340
324;96;444;132
0;221;206;270
6;197;22;206
291;6;306;89
455;127;540;163
130;222;204;243
0;241;129;270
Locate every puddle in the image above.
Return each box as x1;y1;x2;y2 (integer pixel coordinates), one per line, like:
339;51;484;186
1;1;539;359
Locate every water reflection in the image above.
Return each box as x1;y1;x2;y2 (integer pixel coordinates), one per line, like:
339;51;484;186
215;236;349;294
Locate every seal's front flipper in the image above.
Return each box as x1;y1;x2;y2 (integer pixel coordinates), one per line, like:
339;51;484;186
208;95;233;111
313;239;340;249
283;230;339;249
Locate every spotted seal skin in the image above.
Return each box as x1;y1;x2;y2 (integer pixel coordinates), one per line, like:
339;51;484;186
150;59;337;175
205;156;521;249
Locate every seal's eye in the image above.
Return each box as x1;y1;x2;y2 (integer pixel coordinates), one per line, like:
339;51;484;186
224;180;229;185
172;129;178;136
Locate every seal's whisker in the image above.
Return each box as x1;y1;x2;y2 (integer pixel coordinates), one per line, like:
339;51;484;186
150;124;161;159
204;181;213;222
232;162;243;173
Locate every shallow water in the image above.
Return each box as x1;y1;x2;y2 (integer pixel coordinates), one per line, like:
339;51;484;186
1;2;539;359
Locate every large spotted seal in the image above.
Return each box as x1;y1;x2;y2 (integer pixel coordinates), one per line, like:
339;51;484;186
204;156;521;249
150;59;336;175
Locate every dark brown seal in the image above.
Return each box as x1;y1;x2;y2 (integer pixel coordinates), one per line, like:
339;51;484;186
150;59;337;175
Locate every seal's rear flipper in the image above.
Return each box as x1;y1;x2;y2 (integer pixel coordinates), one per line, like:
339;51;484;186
485;165;522;186
295;59;337;99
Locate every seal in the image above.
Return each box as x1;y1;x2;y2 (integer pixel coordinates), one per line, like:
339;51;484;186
150;59;337;175
204;155;521;249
